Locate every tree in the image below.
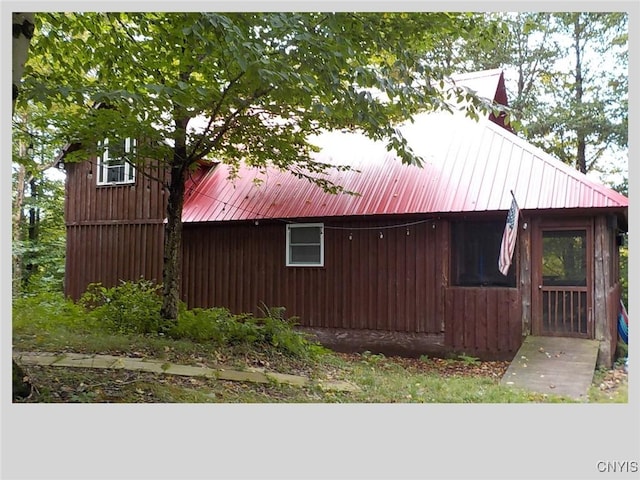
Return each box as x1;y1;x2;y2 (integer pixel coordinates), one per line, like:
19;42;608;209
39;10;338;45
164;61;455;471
12;11;36;400
21;12;499;323
422;12;560;119
12;103;67;294
451;12;627;182
12;12;35;106
531;13;628;175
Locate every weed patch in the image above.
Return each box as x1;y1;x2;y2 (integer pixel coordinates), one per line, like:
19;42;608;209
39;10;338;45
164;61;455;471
13;289;627;404
15;285;328;362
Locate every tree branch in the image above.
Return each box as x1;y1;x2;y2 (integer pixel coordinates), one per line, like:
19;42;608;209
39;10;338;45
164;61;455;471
189;70;246;156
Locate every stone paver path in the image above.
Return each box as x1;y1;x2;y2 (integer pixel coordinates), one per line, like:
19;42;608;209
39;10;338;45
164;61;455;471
13;351;359;392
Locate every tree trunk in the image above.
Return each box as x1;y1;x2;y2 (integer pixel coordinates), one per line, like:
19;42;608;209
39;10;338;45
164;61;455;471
12;13;35;108
573;14;587;174
12;162;27;296
159;118;190;323
25;177;40;282
12;12;35;400
13;361;32;400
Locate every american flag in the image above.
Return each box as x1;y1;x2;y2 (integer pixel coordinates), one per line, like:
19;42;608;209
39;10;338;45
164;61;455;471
498;196;520;276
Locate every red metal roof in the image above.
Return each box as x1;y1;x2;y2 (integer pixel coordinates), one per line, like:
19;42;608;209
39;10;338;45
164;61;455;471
182;70;627;223
182;110;627;223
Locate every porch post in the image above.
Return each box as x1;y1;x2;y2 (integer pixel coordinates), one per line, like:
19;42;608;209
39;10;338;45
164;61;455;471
519;215;532;338
594;216;613;367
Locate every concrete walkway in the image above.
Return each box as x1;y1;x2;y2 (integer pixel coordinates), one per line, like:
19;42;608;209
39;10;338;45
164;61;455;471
500;336;600;401
12;351;359;392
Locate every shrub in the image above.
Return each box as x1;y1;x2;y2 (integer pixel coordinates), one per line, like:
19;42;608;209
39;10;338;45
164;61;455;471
168;303;326;359
256;312;309;357
168;307;236;343
13;291;96;333
19;281;325;359
78;279;163;335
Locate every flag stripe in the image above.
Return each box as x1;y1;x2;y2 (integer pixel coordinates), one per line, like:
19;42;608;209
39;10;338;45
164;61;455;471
498;197;520;276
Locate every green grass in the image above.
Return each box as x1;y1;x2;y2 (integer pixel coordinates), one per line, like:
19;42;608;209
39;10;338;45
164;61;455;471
12;292;626;404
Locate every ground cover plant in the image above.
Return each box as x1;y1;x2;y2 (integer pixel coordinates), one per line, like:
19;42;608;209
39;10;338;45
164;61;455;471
12;282;628;403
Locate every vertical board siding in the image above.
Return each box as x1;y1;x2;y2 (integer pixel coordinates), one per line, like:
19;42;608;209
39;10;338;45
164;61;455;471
65;161;168;224
65;223;164;299
64;160;168;299
444;287;521;356
181;218;444;333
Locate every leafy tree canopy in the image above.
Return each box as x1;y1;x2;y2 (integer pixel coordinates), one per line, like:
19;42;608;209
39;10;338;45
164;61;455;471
21;12;500;178
19;11;506;320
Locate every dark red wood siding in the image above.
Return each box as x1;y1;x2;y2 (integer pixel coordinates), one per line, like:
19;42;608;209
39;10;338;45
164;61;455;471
65;160;168;224
61;157;622;363
444;287;522;357
63;159;167;299
181;217;445;333
65;222;164;299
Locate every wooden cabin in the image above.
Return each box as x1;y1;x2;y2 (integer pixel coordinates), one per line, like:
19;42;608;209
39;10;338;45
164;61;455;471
61;70;628;366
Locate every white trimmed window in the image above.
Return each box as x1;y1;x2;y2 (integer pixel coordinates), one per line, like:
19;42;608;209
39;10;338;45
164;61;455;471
97;137;136;185
286;223;324;267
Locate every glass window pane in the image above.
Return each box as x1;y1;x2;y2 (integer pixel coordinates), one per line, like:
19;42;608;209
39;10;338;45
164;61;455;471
97;137;135;184
108;138;127;160
290;226;321;244
107;165;125;182
290;245;321;264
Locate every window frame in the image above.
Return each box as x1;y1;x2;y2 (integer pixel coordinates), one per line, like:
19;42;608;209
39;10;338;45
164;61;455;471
286;223;324;267
96;137;136;186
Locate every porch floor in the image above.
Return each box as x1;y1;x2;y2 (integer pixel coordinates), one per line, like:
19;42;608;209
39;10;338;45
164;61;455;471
501;335;600;401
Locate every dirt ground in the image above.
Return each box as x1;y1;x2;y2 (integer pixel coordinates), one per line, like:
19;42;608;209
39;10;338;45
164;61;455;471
14;351;628;403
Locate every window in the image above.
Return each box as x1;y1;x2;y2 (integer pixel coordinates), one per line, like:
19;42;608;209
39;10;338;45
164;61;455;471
451;220;516;287
286;223;324;266
542;230;586;286
97;137;136;185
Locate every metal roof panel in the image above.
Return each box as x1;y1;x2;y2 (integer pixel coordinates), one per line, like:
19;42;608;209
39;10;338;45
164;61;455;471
182;109;627;224
182;69;627;222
